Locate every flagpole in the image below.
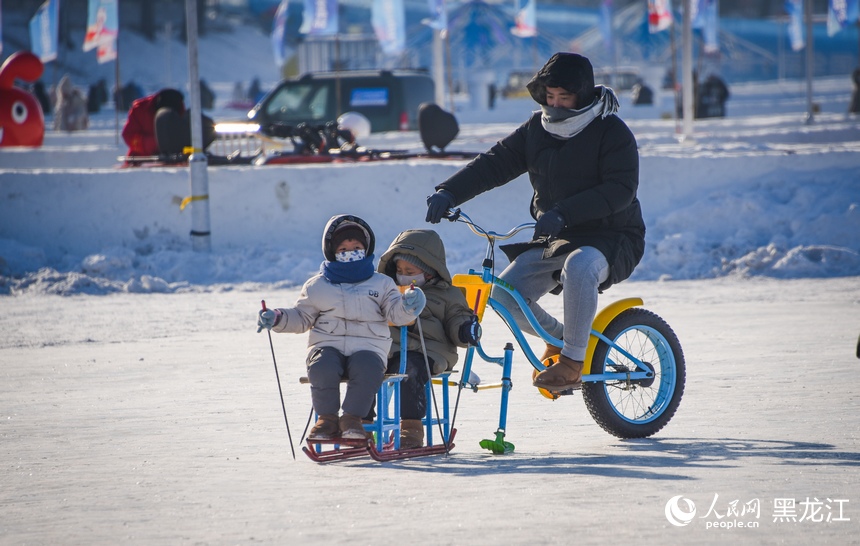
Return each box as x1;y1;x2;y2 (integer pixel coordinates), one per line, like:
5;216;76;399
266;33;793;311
114;37;120;145
804;0;814;124
184;0;212;252
681;0;694;141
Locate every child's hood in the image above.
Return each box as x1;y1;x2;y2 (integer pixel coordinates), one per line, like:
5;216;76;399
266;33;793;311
378;229;453;284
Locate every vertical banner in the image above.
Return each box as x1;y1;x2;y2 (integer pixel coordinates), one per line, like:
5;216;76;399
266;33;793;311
29;0;60;63
648;0;673;33
84;0;119;63
827;0;859;36
599;0;613;55
372;0;406;56
272;0;290;66
693;0;719;54
0;0;4;56
425;0;447;31
785;0;805;51
300;0;339;36
511;0;537;38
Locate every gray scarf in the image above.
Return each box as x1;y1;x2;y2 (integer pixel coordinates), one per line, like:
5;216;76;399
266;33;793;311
539;86;620;140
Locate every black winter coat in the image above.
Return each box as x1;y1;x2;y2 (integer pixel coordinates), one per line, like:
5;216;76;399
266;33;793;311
436;111;645;291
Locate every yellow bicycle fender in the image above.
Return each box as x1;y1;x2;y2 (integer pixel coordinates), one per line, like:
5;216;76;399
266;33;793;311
583;297;643;374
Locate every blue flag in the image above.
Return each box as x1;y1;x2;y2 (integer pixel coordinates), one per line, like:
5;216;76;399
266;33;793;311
300;0;338;36
511;0;537;38
29;0;59;63
784;0;804;51
424;0;447;31
693;0;719;54
272;0;290;66
827;0;860;36
372;0;406;56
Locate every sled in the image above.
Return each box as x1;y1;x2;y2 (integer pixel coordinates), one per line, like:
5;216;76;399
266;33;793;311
301;326;457;463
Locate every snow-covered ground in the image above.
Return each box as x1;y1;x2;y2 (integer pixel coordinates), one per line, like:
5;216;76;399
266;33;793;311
2;24;860;545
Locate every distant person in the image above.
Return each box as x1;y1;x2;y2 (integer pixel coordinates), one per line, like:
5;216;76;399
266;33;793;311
122;88;215;158
232;81;246;103
53;75;89;132
32;81;52;115
256;215;426;441
631;78;654;106
199;79;215;110
115;80;143;112
488;83;497;110
87;79;108;113
850;67;860;114
697;73;729;118
248;77;262;103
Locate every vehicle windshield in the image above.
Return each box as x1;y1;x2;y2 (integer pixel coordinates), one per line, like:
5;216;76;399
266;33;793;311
264;83;331;123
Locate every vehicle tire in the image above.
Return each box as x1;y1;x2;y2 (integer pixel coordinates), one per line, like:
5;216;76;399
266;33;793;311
582;308;685;438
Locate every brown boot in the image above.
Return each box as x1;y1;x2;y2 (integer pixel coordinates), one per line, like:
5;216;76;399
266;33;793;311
400;419;424;449
533;355;583;392
539;344;561;362
339;413;367;440
308;414;339;440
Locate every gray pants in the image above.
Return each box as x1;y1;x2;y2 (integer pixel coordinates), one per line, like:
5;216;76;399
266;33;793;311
491;246;609;362
306;347;386;417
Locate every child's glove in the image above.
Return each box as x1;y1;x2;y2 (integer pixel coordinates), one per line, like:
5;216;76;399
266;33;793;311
458;315;482;346
402;286;426;315
533;209;565;240
257;308;283;333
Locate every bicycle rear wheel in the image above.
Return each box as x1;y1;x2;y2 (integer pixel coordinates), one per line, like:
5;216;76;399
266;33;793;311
582;308;685;438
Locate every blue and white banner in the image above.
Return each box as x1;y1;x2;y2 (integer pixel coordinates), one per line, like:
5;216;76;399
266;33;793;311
827;0;859;36
784;0;804;51
29;0;59;63
372;0;406;55
692;0;719;54
272;0;290;66
511;0;537;38
424;0;447;31
300;0;338;36
599;0;613;54
84;0;118;63
648;0;673;33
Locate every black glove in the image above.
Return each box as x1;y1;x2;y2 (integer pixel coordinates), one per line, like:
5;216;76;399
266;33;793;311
533;209;565;240
425;190;455;224
458;315;482;346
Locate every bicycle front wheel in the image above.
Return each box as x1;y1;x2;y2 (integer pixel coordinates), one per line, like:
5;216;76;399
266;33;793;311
582;308;685;439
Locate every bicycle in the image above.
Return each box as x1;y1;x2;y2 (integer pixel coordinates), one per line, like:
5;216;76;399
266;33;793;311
447;210;686;454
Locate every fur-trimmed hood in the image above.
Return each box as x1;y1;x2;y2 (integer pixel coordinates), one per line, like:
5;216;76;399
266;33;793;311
377;229;452;284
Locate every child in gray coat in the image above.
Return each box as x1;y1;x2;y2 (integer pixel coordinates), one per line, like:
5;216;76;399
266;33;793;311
257;215;425;440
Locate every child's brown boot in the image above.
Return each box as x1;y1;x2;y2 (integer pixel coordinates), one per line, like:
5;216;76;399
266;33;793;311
339;413;367;440
400;419;424;449
308;414;339;440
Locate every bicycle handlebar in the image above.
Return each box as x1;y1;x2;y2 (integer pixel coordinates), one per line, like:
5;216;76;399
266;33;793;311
447;208;534;241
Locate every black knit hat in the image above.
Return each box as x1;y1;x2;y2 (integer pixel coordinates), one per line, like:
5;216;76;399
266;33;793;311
154;88;185;111
527;52;596;107
322;215;375;261
331;225;368;252
393;253;437;278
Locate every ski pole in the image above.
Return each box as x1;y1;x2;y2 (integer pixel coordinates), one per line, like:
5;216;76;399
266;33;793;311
415;314;451;456
262;300;296;460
